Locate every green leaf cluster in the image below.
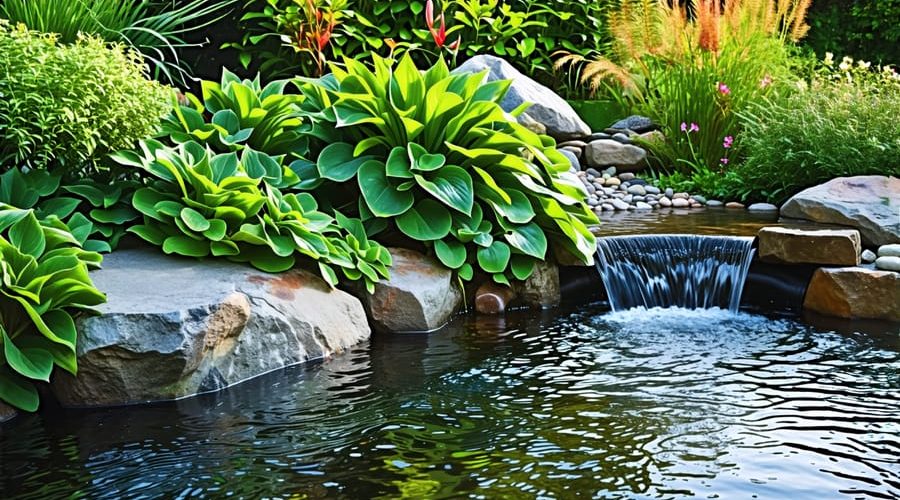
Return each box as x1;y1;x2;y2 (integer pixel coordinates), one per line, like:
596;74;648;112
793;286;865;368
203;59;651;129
301;55;597;283
0;169;140;253
0;0;238;86
232;0;613;98
161;69;311;164
112;140;391;292
0;205;106;412
0;21;171;175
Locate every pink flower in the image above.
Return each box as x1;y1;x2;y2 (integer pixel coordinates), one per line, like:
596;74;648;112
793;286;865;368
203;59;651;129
717;82;731;95
723;135;734;148
720;158;729;165
681;122;688;132
760;75;773;88
689;122;699;133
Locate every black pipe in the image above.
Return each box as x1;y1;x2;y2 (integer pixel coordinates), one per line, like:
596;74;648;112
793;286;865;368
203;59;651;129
741;261;818;313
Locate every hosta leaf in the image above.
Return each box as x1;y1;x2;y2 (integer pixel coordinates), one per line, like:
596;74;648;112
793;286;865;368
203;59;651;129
458;262;474;281
2;330;53;382
510;255;536;281
317;142;372;182
385;146;413;178
358;160;414;217
434;239;466;269
503;222;548;259
89;207;138;225
180;207;211;232
414;166;474;215
0;366;39;412
211;240;240;256
38;197;81;220
9;212;45;258
396;199;452;241
162;236;210;257
203;219;228;241
477;241;511;274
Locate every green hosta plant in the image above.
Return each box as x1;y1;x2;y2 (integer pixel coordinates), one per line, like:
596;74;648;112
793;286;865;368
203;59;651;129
112;140;390;292
0;168;139;252
161;69;311;164
301;55;597;284
0;205;106;411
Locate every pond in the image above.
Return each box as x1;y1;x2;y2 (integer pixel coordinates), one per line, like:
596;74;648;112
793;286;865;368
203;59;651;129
2;305;898;499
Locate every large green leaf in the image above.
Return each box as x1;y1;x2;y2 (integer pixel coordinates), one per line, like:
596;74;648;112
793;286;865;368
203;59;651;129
414;167;474;216
317;142;373;182
503;222;548;259
395;199;452;241
434;238;467;269
9;212;46;258
358;160;415;217
477;241;511;274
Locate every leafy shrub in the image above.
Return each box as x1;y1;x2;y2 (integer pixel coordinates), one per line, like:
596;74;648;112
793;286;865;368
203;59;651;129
0;21;171;174
0;0;237;85
232;0;612;96
0;205;105;411
557;0;809;172
161;70;311;162
112;139;391;292
725;56;900;203
298;55;597;284
0;169;140;252
804;0;900;65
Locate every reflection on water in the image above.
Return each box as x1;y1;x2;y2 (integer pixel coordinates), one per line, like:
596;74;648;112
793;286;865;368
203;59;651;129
1;306;898;499
593;207;843;237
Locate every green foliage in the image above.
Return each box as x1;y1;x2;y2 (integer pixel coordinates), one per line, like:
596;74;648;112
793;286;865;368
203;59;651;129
0;0;238;85
112;140;391;292
300;55;597;283
0;205;105;411
0;21;171;174
161;69;311;163
724;57;900;203
804;0;900;65
560;0;807;173
0;169;140;253
232;0;612;96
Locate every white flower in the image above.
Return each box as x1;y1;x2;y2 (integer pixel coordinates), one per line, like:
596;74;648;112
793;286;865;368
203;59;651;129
857;60;871;70
824;52;834;65
839;61;851;71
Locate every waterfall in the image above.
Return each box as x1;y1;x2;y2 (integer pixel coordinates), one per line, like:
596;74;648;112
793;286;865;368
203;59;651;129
595;235;755;312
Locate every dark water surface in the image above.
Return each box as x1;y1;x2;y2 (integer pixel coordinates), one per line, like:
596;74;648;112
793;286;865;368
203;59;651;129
1;306;898;499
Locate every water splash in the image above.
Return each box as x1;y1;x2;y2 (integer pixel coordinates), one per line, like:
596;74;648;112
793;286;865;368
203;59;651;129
595;235;755;312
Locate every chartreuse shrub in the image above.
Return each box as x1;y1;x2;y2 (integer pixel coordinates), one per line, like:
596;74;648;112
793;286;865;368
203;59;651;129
0;0;237;85
0;21;171;174
112;140;391;292
0;205;105;411
161;69;312;162
299;55;597;284
0;169;140;253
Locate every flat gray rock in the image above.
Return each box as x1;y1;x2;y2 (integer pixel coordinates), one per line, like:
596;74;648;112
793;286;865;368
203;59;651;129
51;248;370;407
453;55;591;141
781;176;900;247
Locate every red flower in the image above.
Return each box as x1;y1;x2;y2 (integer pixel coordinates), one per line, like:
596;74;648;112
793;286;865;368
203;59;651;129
425;0;448;48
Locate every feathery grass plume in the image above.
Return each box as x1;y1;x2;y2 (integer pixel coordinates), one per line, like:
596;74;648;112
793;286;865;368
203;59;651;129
556;0;810;172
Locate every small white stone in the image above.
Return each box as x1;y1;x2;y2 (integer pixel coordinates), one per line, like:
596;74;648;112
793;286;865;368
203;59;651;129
875;256;900;272
672;198;690;208
748;203;779;212
861;249;877;263
878;244;900;258
635;202;653;210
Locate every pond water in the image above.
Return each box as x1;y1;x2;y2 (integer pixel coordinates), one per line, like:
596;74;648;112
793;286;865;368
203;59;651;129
2;305;898;499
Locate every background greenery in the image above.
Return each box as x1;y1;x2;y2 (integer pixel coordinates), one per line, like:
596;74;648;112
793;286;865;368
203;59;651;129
803;0;900;65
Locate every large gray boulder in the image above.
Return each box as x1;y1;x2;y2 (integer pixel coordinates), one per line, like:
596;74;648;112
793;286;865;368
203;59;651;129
452;55;591;141
781;176;900;247
51;248;370;407
584;139;648;171
361;248;462;332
